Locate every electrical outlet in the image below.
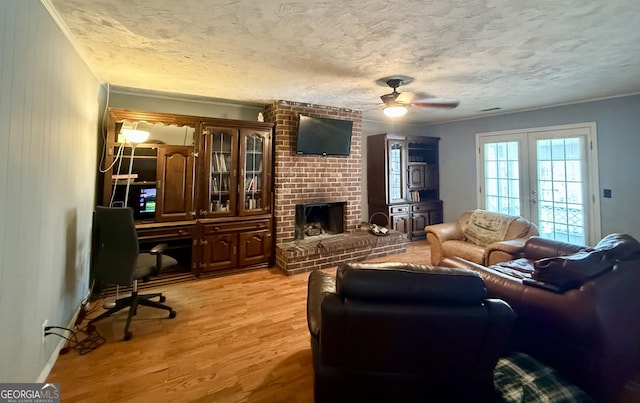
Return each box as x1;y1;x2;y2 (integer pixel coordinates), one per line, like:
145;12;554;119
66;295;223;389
42;319;48;344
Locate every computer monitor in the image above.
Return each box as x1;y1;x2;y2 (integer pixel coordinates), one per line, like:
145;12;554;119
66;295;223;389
136;187;156;219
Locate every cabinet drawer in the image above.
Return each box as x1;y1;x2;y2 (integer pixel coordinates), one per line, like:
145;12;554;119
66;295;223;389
202;219;270;235
412;201;443;212
411;203;431;213
136;225;194;241
390;205;410;214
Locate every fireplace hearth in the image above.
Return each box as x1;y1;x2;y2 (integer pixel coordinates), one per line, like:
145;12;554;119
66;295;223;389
295;201;346;240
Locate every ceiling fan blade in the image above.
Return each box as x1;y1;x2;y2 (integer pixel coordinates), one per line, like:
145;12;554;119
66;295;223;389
411;99;459;109
380;90;403;104
380;93;395;103
395;92;414;104
406;91;434;101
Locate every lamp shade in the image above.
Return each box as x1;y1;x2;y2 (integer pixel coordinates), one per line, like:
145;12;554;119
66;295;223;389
121;129;150;143
383;104;408;117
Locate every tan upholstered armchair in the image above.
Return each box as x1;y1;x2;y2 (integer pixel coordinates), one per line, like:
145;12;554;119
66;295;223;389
426;210;539;266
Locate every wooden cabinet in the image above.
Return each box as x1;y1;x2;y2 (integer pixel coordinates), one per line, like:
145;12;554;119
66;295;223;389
410;200;443;239
367;133;443;240
408;163;438;190
408;164;426;189
238;129;272;215
102;109;199;221
156;146;195;221
100;108;274;275
389;205;411;233
199;126;272;217
196;219;272;275
238;228;272;267
201;126;237;217
367;135;408;205
194;123;272;275
199;231;237;273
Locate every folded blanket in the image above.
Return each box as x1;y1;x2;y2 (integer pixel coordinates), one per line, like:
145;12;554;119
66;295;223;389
464;209;517;246
495;352;594;402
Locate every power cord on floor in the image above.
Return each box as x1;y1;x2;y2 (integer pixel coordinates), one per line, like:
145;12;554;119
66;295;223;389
45;323;105;355
45;298;106;355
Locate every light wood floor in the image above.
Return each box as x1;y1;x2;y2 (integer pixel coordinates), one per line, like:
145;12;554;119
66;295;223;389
47;240;432;403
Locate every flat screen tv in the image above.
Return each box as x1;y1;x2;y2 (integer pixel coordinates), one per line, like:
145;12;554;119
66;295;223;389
296;114;353;156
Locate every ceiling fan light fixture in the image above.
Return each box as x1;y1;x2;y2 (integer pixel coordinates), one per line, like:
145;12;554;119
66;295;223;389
384;104;408;117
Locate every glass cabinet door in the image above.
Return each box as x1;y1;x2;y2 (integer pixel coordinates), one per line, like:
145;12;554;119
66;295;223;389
387;140;406;203
239;129;270;215
204;127;237;216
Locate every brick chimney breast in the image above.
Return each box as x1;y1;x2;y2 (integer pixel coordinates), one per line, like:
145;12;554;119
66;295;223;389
263;100;408;275
263;100;362;245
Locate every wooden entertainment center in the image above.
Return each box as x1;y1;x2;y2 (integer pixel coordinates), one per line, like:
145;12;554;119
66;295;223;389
100;108;274;275
367;133;444;240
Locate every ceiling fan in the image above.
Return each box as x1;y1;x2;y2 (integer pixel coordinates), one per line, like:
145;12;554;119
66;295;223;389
378;77;459;117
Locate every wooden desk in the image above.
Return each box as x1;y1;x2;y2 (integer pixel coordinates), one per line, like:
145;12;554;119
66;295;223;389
136;220;197;271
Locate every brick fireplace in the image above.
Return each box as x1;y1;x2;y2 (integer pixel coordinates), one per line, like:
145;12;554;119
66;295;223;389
295;201;346;239
263;100;408;275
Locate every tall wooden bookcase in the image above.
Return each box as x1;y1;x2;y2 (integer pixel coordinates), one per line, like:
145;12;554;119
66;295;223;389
101;108;274;275
367;133;443;240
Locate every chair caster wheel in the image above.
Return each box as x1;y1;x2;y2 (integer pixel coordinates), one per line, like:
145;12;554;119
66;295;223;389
159;295;166;303
124;331;132;341
169;310;176;319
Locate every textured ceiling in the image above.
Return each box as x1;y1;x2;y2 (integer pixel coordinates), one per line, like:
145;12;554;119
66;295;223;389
48;0;640;124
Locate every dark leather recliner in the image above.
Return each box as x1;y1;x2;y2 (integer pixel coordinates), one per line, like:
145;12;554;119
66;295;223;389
306;262;515;403
441;234;640;402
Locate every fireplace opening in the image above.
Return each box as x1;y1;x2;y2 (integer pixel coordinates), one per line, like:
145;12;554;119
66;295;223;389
295;201;346;240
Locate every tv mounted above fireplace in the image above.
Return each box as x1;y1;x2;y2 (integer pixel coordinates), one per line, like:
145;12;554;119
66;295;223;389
296;114;353;156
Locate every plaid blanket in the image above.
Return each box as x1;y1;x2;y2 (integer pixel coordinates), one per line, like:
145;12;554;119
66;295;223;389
495;352;594;402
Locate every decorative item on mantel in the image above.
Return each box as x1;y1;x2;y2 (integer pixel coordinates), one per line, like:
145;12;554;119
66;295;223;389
368;212;390;236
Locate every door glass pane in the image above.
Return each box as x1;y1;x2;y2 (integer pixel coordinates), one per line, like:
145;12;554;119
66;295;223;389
508;179;519;198
566;160;581;182
479;126;597;245
244;134;263;211
536;137;585;244
483;141;520;216
538;160;552;180
389;143;403;201
209;130;233;213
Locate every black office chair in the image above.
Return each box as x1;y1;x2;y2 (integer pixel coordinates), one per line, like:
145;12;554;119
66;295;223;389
89;206;177;340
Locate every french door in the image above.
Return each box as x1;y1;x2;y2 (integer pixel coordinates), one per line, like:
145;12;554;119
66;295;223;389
477;123;600;245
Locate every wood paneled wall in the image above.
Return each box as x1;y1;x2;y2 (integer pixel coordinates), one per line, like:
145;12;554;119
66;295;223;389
0;0;101;382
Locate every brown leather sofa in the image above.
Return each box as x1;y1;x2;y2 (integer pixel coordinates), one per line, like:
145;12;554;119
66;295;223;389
306;262;515;403
441;234;640;402
426;210;539;267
